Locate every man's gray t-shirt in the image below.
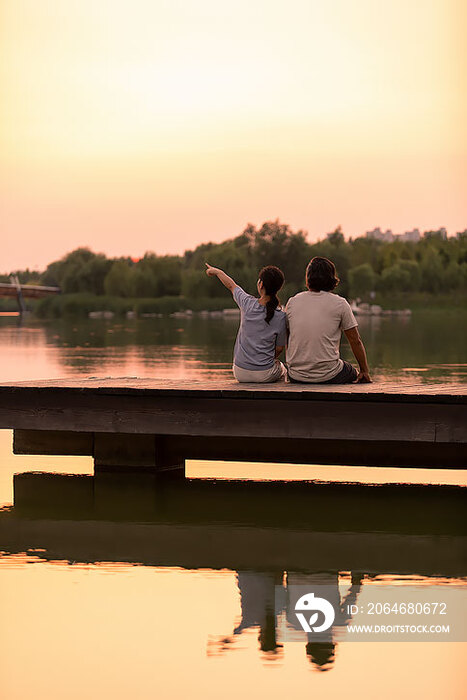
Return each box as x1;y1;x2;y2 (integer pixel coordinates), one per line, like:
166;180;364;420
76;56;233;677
286;291;358;382
233;286;287;371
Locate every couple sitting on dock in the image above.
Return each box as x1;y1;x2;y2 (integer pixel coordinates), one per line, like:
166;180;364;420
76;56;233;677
205;257;372;384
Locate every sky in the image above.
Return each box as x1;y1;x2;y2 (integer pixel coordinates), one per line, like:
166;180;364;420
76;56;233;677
1;0;466;272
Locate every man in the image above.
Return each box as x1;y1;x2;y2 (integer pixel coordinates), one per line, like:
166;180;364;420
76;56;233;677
286;257;371;384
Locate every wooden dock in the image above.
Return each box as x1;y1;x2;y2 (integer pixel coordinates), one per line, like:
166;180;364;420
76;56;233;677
0;377;466;470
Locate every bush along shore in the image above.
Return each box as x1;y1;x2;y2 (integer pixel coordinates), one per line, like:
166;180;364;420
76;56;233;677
30;293;238;319
0;289;459;320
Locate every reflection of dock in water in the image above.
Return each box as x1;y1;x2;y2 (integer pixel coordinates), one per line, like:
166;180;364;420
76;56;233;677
1;471;465;577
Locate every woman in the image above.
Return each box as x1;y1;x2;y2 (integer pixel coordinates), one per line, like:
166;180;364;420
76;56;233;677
205;263;287;383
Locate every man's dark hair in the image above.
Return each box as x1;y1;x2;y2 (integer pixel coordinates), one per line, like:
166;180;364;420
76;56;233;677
306;257;339;292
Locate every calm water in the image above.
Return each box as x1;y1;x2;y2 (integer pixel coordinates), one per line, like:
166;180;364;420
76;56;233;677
0;312;466;699
0;310;466;383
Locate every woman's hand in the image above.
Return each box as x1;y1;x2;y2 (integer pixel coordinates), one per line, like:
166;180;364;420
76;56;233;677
205;263;222;277
205;263;238;291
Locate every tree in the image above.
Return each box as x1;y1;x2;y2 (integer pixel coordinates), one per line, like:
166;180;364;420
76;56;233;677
348;263;376;298
25;226;466;304
379;264;412;293
377;260;420;294
130;267;159;297
326;227;345;247
41;248;113;295
444;261;463;291
104;261;134;297
420;249;445;294
182;270;217;298
137;255;182;296
398;260;421;291
247;220;311;285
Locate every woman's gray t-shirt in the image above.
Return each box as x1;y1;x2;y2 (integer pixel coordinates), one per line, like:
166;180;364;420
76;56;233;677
232;286;287;371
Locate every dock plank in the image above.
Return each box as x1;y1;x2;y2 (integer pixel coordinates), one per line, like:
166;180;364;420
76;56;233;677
0;376;466;403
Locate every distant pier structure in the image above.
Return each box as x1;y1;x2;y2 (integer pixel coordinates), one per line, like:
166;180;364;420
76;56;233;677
0;276;60;314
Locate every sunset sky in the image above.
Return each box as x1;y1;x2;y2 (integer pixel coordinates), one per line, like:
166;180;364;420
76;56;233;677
1;0;466;272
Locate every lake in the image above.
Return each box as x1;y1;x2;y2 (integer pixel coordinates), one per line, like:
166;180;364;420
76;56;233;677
0;311;465;699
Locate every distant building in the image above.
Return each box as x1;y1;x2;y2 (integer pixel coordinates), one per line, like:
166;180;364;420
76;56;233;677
424;228;448;240
455;229;467;239
400;228;421;242
365;228;394;242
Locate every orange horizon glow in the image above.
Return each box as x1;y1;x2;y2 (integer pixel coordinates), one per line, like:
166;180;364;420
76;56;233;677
1;0;466;272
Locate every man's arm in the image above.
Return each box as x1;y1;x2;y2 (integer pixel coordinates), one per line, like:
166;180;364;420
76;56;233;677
344;327;372;382
205;263;237;293
275;345;285;358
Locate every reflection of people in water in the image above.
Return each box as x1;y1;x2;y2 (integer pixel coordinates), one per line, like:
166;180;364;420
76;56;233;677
233;571;284;653
286;571;363;671
215;569;362;669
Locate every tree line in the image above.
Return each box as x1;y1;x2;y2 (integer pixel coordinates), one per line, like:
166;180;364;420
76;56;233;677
2;221;467;302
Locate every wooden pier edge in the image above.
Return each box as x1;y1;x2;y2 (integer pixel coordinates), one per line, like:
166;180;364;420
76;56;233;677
2;378;467;472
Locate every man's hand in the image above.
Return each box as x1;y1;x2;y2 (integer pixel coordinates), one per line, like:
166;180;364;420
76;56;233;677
205;263;221;277
344;327;372;383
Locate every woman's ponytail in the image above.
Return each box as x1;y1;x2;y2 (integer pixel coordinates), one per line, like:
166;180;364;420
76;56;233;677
265;294;279;323
259;266;285;324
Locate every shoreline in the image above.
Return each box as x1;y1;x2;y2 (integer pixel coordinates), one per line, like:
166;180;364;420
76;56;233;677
0;292;466;319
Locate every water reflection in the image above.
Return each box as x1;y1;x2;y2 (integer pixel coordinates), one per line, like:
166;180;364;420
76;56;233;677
232;572;283;655
0;312;466;383
0;469;465;681
3;470;466;577
215;571;363;671
8;470;467;538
